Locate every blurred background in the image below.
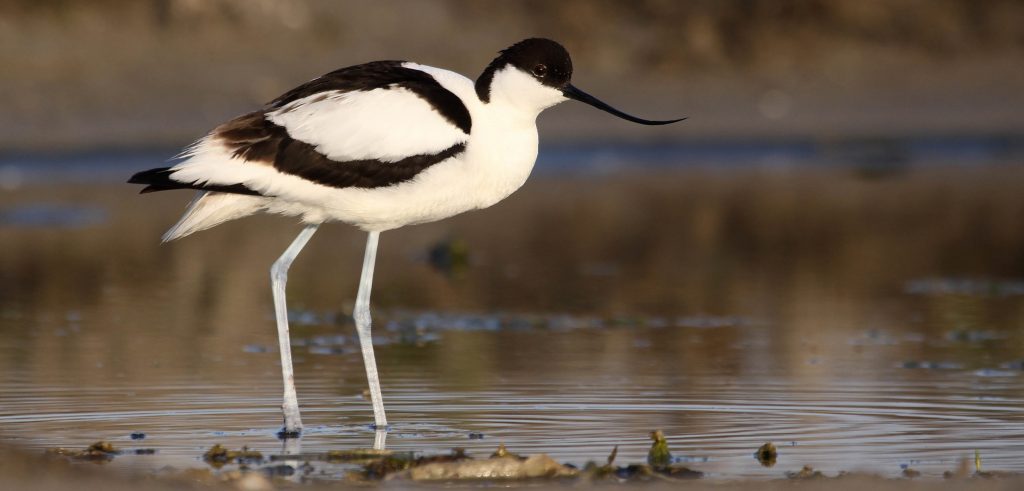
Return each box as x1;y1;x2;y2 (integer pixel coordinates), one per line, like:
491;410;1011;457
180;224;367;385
2;0;1023;148
1;0;1024;482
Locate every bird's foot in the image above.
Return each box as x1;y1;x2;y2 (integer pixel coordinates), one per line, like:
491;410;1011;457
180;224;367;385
278;412;303;439
277;427;302;440
280;404;303;439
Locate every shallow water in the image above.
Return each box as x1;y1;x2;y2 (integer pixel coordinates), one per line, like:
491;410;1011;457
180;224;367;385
0;151;1023;480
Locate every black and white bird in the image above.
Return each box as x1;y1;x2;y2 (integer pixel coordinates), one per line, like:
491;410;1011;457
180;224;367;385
129;38;682;444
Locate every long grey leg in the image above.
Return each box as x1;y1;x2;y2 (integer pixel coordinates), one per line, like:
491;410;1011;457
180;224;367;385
271;224;319;437
354;231;388;436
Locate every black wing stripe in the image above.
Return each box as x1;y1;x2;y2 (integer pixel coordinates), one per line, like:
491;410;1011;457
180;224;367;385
127;112;467;196
217;112;466;190
276;139;466;190
270;61;472;134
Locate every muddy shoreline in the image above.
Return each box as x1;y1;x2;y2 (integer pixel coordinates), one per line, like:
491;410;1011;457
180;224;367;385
4;442;1023;490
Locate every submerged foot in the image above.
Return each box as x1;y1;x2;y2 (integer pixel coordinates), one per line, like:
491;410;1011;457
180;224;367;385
277;427;302;440
277;412;303;440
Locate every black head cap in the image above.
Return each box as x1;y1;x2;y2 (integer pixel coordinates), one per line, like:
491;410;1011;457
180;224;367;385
476;38;573;103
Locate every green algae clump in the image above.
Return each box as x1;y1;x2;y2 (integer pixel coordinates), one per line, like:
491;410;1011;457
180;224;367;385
755;441;778;467
647;430;672;468
45;441;120;462
202;444;263;468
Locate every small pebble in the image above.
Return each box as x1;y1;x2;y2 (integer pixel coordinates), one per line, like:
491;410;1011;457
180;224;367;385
235;473;274;491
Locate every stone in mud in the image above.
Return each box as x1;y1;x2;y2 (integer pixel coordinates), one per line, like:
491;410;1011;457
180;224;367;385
235;472;275;491
405;453;577;481
786;465;824;479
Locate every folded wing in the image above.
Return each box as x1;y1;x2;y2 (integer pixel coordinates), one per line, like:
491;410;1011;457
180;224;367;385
130;61;472;196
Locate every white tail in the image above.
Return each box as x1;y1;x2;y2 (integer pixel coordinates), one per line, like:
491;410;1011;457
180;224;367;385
162;192;266;242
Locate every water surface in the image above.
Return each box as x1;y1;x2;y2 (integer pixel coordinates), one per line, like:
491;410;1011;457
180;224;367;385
0;150;1022;480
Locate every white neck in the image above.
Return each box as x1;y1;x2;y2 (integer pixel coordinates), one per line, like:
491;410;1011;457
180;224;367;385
486;66;567;119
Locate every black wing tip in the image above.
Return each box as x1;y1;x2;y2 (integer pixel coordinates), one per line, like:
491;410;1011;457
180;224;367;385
128;168;186;194
129;166;264;197
128;167;173;184
129;168;186;194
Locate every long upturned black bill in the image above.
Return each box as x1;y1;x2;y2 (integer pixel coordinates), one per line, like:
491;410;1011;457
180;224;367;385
562;85;685;125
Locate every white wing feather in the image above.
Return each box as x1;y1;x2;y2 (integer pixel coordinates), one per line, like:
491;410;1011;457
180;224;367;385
267;87;468;163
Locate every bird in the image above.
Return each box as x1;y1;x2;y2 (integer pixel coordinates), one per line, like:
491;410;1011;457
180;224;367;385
128;38;682;445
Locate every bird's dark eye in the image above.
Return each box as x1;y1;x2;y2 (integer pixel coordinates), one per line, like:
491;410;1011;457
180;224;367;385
532;64;548;77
